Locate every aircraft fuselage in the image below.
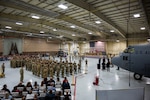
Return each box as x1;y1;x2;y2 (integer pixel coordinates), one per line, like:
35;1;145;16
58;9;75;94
112;44;150;79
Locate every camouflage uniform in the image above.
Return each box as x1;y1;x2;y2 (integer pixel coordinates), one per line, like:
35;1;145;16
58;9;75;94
73;62;77;74
61;64;65;78
69;63;73;75
78;63;81;73
37;63;41;77
20;67;24;82
56;63;60;77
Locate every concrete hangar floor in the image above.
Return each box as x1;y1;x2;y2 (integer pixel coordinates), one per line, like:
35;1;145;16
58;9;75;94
0;57;150;100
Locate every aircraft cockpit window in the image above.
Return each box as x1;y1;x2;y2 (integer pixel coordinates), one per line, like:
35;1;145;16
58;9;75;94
123;47;134;53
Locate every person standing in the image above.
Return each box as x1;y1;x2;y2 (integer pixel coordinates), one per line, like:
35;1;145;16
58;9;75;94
106;59;110;72
102;58;106;70
85;59;88;73
99;58;101;64
85;59;88;67
20;66;24;83
78;63;81;73
1;63;5;74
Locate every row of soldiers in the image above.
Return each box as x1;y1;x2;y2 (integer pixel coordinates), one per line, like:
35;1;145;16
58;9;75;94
10;55;82;78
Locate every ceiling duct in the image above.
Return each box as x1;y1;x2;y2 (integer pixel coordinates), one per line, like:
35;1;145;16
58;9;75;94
0;0;59;18
0;29;56;37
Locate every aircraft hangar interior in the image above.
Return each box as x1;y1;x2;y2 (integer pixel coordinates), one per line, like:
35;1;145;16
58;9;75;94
0;0;150;100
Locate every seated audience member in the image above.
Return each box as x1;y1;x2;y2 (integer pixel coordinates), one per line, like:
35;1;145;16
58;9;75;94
22;86;28;92
1;84;11;94
47;83;56;93
34;94;38;100
39;81;46;92
1;84;12;99
64;92;71;100
47;77;55;86
26;82;33;91
55;91;63;100
12;86;20;92
62;81;70;95
63;77;68;83
62;81;70;90
22;95;26;100
41;78;48;86
33;85;39;91
22;87;28;97
45;90;55;100
55;77;61;86
33;81;39;92
17;82;25;87
16;82;25;91
33;81;39;88
26;90;35;100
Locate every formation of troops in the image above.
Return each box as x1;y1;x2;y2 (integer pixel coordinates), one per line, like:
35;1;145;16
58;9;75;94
10;55;82;79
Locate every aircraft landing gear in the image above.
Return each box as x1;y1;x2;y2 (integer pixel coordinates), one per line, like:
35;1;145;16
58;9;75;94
134;73;142;80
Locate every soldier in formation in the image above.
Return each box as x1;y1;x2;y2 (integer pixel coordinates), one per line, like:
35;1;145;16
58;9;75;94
11;54;87;79
20;66;24;82
1;63;5;74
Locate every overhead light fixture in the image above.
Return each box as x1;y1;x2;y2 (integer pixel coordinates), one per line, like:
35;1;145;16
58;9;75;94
140;27;145;30
70;25;76;28
16;22;23;25
40;31;44;33
147;38;150;42
72;34;76;36
88;32;92;34
133;14;140;18
59;35;63;38
116;39;120;42
5;26;12;29
95;21;101;24
110;30;114;32
31;15;40;19
53;28;57;31
58;4;68;10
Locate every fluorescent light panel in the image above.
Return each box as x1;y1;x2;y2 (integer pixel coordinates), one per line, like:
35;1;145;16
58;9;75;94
147;38;150;42
72;34;75;36
16;22;23;25
110;30;114;32
133;14;140;18
116;39;120;42
53;29;57;31
59;35;63;38
40;31;44;33
140;27;145;30
88;32;92;34
70;25;76;28
95;21;101;24
5;26;12;29
58;4;68;10
31;15;40;19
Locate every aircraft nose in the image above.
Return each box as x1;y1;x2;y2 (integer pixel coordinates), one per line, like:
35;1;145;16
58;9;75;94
111;56;120;66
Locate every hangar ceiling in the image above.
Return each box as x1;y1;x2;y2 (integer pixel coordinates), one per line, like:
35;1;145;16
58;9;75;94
0;0;150;42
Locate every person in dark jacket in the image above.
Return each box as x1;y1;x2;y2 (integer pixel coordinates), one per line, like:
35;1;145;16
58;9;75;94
45;90;55;100
62;80;70;95
106;59;110;72
1;84;11;94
